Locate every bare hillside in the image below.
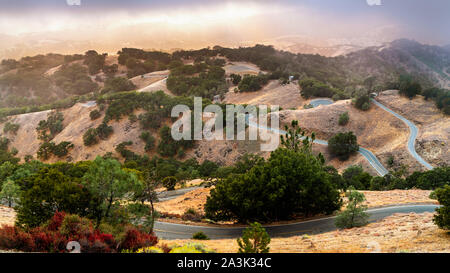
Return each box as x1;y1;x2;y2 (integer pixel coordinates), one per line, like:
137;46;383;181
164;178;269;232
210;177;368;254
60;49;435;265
376;90;449;167
224;80;306;110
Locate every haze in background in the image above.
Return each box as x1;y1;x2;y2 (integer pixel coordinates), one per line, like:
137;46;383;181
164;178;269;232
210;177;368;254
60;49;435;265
0;0;449;58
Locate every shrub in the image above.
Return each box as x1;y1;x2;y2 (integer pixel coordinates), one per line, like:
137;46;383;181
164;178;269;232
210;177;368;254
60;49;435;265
89;110;101;120
238;74;268;92
37;141;74;160
3;122;20;135
0;226;35;252
433;185;450;230
96;122;113;140
328;132;359;161
335;188;369;229
0;212;119;253
162;176;177;191
36;111;64;141
83;128;99;146
338;112;349;125
342;165;372;190
169;242;214;253
182;208;203;222
140;131;155;152
353;95;370;111
119;228;158;251
237;222;270;253
192;231;209;240
230;73;242;85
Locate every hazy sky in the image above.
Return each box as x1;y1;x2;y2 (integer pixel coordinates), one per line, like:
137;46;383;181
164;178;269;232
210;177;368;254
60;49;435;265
0;0;449;57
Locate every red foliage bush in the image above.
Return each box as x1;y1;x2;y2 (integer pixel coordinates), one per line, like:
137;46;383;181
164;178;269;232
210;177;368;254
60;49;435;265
119;228;158;251
0;212;122;253
46;211;66;231
0;226;35;252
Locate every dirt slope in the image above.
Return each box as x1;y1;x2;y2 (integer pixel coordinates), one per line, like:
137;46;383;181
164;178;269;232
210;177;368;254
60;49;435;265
278;99;428;173
376;90;449;167
224;80;306;110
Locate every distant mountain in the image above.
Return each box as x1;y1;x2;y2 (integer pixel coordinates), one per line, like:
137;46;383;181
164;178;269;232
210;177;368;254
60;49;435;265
342;39;450;89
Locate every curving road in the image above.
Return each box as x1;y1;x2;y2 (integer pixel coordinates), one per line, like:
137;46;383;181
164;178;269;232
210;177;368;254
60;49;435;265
371;98;434;170
154;204;439;239
246;102;389;176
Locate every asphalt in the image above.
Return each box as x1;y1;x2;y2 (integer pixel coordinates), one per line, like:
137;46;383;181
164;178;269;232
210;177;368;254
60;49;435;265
246;100;389;176
371;98;434;170
154;204;439;239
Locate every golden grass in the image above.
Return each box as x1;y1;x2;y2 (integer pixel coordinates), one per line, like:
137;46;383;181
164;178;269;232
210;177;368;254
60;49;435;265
159;212;450;253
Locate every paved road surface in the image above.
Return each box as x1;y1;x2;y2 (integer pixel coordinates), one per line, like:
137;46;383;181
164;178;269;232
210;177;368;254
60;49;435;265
371;99;434;170
154;204;439;239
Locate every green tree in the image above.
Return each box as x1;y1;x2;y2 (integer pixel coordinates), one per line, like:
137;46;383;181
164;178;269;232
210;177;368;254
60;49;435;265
0;179;20;207
328;132;359;161
205;148;342;222
81;156;143;226
342;165;372;190
335;187;369;229
433;185;450;230
280;120;315;153
15;167;97;229
237;222;270;253
353;95;371;111
398;75;422;99
162;176;177;191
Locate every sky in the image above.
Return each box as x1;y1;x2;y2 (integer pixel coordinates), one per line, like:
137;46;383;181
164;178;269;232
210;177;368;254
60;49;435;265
0;0;449;58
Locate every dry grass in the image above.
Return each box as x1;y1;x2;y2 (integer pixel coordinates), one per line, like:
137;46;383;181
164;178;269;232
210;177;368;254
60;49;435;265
224;80;306;110
376;90;449;167
0;206;15;227
159;212;450;253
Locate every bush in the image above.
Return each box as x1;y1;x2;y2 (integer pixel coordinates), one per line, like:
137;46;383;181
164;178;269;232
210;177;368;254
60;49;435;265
89;110;101;120
407;167;450;190
238;74;268;92
338;112;349;126
140;132;155;152
205;148;342;222
192;231;209;240
96;122;113;140
230;74;242;85
36;111;64;141
182;208;203;222
169;242;214;253
433;185;450;230
353;95;371;111
0;212;119;253
83;128;99;146
162;176;177;191
3;122;20;135
237;222;270;253
119;228;158;252
342;165;372;190
37;141;74;160
335;188;369;229
328;132;359;161
299;78;341;99
101;77;136;94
